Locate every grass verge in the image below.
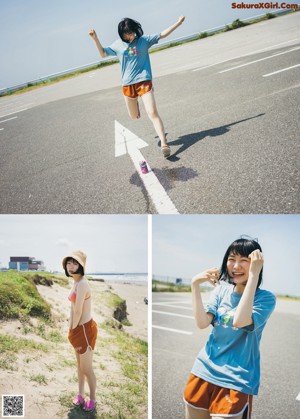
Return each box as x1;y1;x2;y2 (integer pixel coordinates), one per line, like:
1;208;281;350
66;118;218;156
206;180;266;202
152;279;191;292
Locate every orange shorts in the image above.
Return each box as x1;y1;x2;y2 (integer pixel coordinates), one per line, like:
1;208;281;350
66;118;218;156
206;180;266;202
184;374;253;418
68;318;98;355
122;80;153;98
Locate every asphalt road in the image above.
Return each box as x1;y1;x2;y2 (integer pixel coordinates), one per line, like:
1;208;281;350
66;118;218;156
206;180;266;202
0;13;299;213
152;292;300;419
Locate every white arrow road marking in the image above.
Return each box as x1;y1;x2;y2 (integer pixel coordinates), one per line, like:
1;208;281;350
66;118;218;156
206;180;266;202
115;120;179;214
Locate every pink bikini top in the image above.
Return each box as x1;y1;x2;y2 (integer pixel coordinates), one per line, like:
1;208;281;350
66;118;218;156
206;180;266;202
68;289;91;302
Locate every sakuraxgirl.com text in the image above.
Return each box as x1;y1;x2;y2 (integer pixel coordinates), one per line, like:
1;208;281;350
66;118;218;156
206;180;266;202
232;2;299;8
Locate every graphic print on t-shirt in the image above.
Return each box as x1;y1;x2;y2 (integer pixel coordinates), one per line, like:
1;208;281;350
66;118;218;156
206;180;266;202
214;307;238;330
124;46;137;58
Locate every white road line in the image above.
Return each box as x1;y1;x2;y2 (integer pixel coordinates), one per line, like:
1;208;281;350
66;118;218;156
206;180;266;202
218;46;300;74
296;392;300;401
0;128;3;131
115;120;179;214
192;38;300;73
153;304;192;311
153;300;191;305
263;64;300;77
0;108;28;119
0;116;18;124
152;325;193;335
0;102;33;111
129;146;179;214
153;310;194;319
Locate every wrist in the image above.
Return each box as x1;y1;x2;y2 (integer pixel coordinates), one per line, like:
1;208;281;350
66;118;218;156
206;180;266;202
247;273;259;284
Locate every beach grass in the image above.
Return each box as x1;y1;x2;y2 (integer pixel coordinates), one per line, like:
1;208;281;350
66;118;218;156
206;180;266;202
0;271;52;320
0;333;49;371
99;322;148;417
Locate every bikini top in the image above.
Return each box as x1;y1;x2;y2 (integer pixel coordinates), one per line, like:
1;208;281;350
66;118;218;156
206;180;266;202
68;285;91;302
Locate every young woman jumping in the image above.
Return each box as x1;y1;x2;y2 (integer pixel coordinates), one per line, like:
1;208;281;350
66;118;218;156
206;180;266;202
184;238;276;419
62;250;98;413
89;16;185;158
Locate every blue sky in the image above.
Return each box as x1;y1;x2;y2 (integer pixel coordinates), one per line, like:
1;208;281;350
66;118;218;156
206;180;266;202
0;215;148;273
153;215;300;296
1;0;265;88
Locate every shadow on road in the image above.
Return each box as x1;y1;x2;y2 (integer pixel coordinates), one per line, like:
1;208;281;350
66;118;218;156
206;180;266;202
166;113;265;161
152;166;198;191
129;172;153;213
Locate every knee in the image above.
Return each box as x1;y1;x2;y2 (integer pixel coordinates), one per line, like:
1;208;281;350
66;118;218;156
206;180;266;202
147;110;158;121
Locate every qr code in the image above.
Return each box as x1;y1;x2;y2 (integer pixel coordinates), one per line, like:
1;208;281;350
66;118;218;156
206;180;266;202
2;395;24;417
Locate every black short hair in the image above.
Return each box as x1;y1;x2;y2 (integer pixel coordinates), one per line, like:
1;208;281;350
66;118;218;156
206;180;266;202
64;257;84;277
219;237;263;289
118;18;143;42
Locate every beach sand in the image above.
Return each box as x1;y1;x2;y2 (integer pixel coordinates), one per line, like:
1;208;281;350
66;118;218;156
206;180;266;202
107;282;148;341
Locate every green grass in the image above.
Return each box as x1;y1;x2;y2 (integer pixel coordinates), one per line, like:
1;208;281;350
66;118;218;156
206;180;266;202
30;373;48;385
0;334;49;353
277;295;300;301
0;271;71;320
0;271;52;320
152;279;191;293
99;322;147;417
0;333;49;370
25;271;69;288
101;290;128;323
101;290;125;309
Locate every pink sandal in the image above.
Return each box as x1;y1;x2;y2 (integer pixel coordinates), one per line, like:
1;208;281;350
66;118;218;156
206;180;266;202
83;399;96;412
72;394;84;406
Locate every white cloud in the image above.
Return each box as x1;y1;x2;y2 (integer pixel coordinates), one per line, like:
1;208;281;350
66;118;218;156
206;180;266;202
56;238;73;248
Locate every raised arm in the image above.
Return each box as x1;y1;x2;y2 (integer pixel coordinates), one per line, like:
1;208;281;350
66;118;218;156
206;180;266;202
160;16;185;40
232;250;263;328
89;29;107;58
191;268;220;329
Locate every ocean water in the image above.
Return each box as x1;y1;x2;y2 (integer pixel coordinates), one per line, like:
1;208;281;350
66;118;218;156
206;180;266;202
90;274;147;285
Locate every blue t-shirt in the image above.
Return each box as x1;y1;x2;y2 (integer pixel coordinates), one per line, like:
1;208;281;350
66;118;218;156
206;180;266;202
191;282;276;395
103;34;160;86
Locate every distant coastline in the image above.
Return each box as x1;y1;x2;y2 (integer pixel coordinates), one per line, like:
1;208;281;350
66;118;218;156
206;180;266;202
90;273;147;285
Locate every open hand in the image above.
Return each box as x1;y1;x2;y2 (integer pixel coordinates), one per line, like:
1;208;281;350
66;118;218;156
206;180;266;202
178;16;185;25
192;268;220;287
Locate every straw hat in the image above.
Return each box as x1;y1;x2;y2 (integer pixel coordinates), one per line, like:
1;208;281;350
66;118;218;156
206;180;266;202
62;250;87;274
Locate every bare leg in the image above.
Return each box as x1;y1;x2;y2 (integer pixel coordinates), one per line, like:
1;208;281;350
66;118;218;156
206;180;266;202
79;349;96;400
185;404;210;419
141;91;168;148
124;96;140;119
75;351;85;396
